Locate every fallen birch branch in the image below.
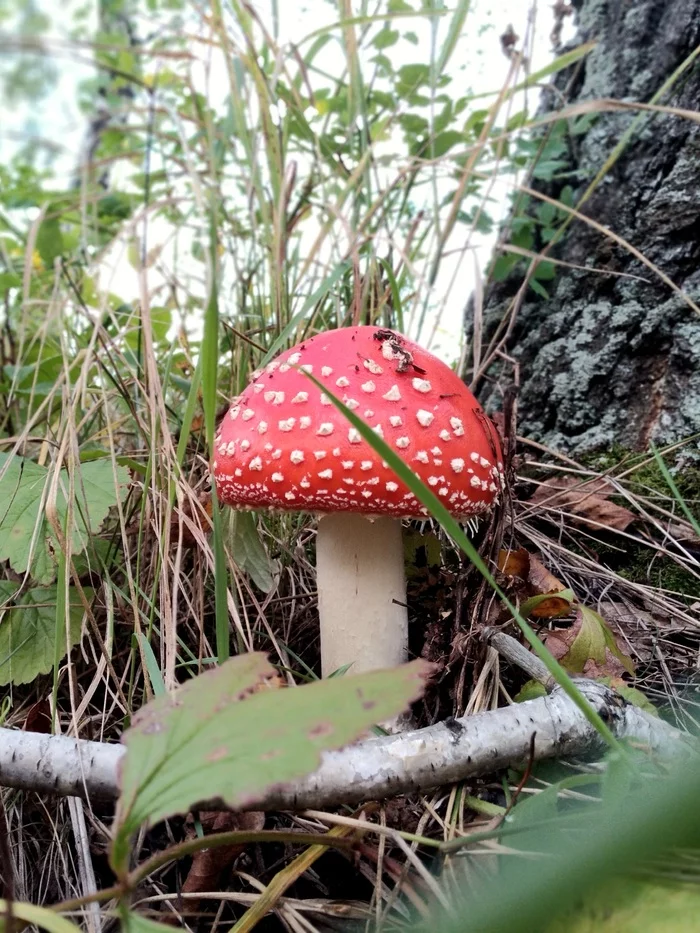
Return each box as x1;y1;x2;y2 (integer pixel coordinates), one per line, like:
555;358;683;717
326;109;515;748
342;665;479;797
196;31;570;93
0;680;690;811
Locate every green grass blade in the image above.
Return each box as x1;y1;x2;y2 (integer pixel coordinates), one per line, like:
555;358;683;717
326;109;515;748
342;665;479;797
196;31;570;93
261;261;352;366
136;633;166;698
650;441;700;539
202;212;230;663
301;370;622;750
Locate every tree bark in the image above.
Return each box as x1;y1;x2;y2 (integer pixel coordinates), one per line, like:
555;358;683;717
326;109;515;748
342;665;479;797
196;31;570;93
475;0;700;454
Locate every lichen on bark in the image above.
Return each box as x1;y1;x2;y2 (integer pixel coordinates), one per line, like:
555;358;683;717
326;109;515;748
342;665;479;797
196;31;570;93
473;0;700;455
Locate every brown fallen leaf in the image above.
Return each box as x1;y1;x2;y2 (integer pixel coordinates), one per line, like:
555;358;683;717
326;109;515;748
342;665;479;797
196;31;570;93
498;549;571;618
182;809;266;898
498;547;530;579
523;590;575;620
544;605;635;679
169;491;213;548
22;698;52;734
528;476;636;532
527;554;566;595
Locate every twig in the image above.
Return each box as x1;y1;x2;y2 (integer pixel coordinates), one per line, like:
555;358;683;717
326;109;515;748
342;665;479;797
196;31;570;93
0;682;691;813
484;628;552;684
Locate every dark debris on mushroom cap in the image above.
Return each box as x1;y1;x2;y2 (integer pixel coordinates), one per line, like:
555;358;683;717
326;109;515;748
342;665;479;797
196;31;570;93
212;326;504;518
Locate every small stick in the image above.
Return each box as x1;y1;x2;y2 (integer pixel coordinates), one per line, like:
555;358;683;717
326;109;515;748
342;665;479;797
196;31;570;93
484;628;552;685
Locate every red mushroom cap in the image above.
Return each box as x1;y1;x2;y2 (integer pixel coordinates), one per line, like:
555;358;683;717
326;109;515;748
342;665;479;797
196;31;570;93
213;326;504;518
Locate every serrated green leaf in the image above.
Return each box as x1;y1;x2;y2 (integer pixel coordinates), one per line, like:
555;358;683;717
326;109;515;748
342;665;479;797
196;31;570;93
230;510;279;593
113;653;431;868
0;584;92;686
0;454;129;584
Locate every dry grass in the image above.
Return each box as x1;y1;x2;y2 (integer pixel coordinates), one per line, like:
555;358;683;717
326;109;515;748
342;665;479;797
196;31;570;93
1;1;699;929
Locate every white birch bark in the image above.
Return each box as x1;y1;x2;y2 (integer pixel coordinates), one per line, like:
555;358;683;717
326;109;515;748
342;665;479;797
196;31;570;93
0;681;690;811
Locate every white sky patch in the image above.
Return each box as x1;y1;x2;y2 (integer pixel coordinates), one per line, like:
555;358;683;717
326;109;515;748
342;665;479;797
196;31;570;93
1;2;573;363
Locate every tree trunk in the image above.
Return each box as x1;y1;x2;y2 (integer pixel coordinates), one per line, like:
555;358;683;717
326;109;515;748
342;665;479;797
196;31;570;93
475;0;700;455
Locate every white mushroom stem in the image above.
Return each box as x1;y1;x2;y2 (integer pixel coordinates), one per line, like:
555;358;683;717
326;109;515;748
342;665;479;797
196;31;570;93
316;513;408;677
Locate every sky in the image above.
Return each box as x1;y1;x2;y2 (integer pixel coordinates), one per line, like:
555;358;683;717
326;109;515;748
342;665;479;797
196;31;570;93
1;1;571;361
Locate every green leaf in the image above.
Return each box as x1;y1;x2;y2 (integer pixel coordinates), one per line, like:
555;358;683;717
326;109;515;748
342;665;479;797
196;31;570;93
537;201;557;226
230;510;279;593
4;354;65;398
403;527;442;576
546;880;700;933
373;26;399;49
400;113;429;136
529;279;550;299
0;900;82;933
561;606;635;676
429;130;463;157
514;679;547;703
0;454;130;584
396;63;430;97
124;306;172;349
532;159;569;181
121;913;177;933
534;260;557;281
0;584;92;686
113;653;431;868
136;633;167;698
491;253;520;282
35;207;64;267
434;0;470;77
0;272;21;290
609;682;658;716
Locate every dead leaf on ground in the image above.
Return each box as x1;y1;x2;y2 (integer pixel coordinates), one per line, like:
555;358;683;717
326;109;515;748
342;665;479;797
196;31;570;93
182;810;266;897
498;547;530;579
527;554;567;595
544;605;635;679
169;491;213;548
498;549;571;617
521;588;575;620
528;476;636;532
22;697;52;733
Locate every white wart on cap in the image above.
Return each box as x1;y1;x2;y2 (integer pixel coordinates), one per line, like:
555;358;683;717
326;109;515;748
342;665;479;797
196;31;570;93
213;326;504;517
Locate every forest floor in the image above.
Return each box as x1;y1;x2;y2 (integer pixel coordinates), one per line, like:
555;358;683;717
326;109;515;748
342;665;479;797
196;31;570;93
4;424;700;931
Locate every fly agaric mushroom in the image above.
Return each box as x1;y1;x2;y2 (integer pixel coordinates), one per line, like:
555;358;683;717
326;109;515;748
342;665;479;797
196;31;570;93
213;326;504;677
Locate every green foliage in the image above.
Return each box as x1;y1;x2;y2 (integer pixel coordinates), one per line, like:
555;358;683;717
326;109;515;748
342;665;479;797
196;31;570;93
414;745;700;933
113;653;430;871
120;914;175;933
547;881;700;933
560;605;635;676
0;454;129;584
0;900;82;933
229;510;279;593
4;4;690;931
0;583;92;686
